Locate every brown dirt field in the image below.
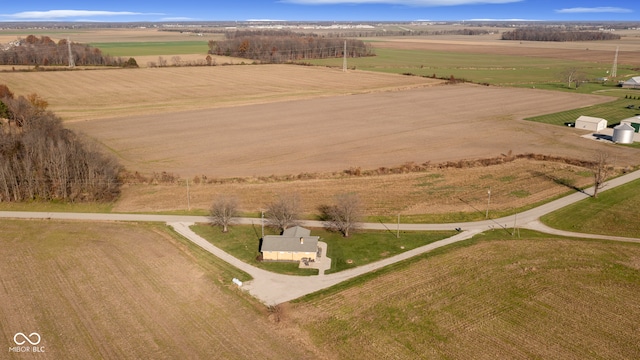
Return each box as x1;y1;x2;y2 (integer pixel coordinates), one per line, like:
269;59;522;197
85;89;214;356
291;238;640;359
373;33;640;66
67;82;637;180
114;159;598;216
0;64;437;121
0;219;325;359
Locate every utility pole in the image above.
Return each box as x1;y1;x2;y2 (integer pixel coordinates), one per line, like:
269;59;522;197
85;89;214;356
610;46;618;79
342;40;347;72
485;187;491;218
261;210;265;239
397;214;400;239
67;37;75;68
186;178;190;211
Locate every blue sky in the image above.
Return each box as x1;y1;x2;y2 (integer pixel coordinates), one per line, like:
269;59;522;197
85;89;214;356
0;1;637;22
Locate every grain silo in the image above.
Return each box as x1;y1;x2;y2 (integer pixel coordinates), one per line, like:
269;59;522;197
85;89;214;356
613;123;635;144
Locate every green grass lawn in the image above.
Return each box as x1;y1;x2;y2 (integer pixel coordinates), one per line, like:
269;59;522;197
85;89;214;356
191;224;318;275
191;223;455;275
541;177;640;238
305;48;625;87
92;41;209;56
0;201;114;213
525;97;640;126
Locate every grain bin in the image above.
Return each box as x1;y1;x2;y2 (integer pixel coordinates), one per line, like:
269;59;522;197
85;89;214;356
613;123;635;144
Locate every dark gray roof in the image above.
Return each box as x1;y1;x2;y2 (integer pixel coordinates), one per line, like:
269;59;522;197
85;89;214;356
261;226;319;253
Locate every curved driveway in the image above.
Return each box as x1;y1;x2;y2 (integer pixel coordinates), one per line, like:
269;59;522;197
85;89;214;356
1;169;639;305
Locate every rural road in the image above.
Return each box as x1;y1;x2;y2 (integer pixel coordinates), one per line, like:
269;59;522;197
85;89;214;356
1;169;640;305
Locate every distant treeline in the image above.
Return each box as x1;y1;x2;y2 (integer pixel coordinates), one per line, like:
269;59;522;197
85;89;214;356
501;28;621;42
208;31;374;63
170;27;491;38
0;35;134;67
0;85;121;202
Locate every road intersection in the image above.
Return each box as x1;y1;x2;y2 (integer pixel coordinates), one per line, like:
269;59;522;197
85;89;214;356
1;169;639;304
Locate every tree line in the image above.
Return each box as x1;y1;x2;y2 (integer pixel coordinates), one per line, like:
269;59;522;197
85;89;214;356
501;28;620;42
0;85;121;202
0;35;133;67
208;31;374;63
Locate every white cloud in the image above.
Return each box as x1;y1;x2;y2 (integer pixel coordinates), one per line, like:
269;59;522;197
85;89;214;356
1;10;164;20
281;0;521;5
555;7;633;14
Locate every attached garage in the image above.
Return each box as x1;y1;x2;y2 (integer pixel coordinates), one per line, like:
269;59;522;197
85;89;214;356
575;115;607;132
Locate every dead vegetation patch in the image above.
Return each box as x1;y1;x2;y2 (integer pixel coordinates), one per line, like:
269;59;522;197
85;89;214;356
113;157;613;216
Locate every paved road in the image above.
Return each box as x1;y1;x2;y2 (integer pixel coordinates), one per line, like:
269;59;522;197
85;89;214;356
1;169;639;305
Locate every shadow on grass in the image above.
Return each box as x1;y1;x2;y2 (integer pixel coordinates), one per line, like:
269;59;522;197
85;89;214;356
533;171;588;195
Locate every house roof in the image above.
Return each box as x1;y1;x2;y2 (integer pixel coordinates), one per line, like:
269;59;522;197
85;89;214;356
576;115;606;124
624;76;640;84
622;115;640;124
261;226;319;253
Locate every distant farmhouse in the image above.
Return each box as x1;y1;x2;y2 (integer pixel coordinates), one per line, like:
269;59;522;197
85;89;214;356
621;76;640;89
575;115;607;132
261;226;319;262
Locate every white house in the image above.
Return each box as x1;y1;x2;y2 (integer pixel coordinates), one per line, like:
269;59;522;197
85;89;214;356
621;76;640;89
575;115;607;132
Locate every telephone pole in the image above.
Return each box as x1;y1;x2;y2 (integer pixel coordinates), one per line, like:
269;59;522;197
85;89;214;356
610;46;618;79
67;37;75;68
342;40;347;72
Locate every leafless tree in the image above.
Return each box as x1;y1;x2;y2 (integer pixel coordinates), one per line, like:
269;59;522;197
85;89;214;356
0;87;121;203
209;195;239;233
591;151;612;198
266;193;301;233
560;67;586;89
321;192;363;237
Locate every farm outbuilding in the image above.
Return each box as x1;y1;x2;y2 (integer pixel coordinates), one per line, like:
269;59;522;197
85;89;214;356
613;123;635;144
621;76;640;89
621;116;640;133
261;226;319;262
575;116;607;132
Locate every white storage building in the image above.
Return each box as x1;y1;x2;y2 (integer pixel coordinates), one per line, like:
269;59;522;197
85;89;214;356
575;116;607;132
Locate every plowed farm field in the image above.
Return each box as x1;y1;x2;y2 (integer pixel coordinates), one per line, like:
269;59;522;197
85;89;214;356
66;78;636;179
0;219;322;359
0;64;437;121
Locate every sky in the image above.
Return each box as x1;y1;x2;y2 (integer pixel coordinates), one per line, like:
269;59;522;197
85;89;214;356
0;0;637;22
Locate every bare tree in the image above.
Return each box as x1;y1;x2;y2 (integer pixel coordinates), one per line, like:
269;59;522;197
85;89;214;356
209;195;239;233
321;192;363;237
560;67;586;89
266;193;301;233
591;152;612;198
